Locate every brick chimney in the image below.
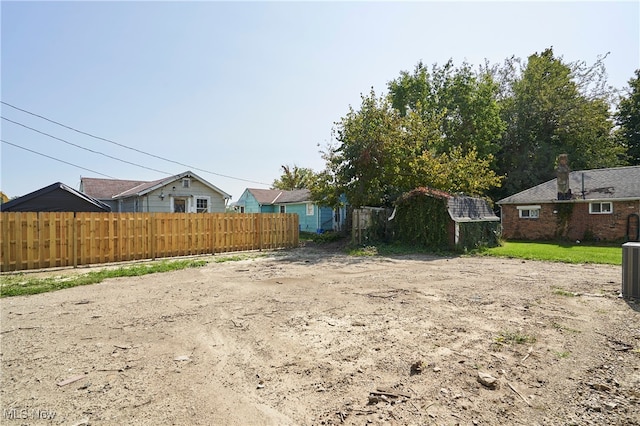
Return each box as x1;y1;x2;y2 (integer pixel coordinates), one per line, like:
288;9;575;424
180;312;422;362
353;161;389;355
556;154;571;200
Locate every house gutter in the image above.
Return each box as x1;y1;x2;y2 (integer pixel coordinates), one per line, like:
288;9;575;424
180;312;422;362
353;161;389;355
498;197;640;205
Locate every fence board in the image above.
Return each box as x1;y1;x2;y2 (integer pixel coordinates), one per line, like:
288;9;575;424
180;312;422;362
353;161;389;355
1;212;298;272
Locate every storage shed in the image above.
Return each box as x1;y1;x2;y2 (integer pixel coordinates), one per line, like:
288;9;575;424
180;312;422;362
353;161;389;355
0;182;111;212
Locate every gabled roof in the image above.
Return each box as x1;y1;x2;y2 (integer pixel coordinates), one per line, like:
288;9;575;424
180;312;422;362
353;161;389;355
81;177;149;199
81;171;231;200
1;182;111;212
447;196;499;223
246;188;312;205
498;165;640;204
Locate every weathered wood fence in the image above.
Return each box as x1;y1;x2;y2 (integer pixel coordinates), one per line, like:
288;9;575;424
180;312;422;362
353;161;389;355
0;212;299;272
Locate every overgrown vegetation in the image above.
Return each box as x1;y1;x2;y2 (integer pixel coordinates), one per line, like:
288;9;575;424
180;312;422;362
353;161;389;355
554;203;574;238
1;259;207;298
457;221;500;251
394;188;450;248
481;241;622;265
300;231;345;244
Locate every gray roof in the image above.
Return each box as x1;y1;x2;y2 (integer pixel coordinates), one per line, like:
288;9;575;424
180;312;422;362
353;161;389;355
498;166;640;204
447;196;499;223
81;171;231;200
1;182;111;212
246;188;312;205
81;177;148;200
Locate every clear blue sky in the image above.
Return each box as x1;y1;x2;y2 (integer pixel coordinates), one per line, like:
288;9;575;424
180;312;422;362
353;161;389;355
1;1;638;201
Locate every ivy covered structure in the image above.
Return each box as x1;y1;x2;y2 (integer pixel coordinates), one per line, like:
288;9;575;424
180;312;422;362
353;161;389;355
392;188;500;250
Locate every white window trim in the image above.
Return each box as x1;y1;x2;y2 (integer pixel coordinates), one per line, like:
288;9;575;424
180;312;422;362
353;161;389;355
517;205;540;219
195;196;211;213
182;178;191;188
279;205;286;213
589;202;613;214
306;203;314;216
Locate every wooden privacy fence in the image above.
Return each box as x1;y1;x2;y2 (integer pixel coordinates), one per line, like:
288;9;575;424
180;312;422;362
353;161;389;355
0;212;299;272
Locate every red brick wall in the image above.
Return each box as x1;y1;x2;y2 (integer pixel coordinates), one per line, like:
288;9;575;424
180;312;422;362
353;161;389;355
500;200;640;241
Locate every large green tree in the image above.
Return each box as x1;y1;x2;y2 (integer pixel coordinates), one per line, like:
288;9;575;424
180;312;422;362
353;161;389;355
322;89;405;207
271;165;316;190
616;69;640;165
388;60;505;159
313;87;502;208
494;48;624;199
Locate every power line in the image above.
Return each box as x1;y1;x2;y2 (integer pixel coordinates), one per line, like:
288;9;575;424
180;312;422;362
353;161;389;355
1;100;271;186
2;116;173;175
1;139;116;178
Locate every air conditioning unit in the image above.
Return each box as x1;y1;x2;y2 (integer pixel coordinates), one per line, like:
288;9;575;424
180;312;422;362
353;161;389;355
622;242;640;300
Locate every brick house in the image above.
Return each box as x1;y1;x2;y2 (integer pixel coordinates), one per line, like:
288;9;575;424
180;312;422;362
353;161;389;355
497;166;640;242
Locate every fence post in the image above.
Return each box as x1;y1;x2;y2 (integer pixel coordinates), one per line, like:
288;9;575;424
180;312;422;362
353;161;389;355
214;213;216;254
72;212;78;268
15;212;22;271
1;213;10;271
150;213;156;260
258;214;263;251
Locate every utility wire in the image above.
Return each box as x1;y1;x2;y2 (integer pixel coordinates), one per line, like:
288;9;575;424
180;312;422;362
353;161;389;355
2;116;172;175
1;139;116;178
1;101;271;186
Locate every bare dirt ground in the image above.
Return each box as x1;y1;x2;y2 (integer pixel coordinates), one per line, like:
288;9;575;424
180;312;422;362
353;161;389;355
1;244;639;426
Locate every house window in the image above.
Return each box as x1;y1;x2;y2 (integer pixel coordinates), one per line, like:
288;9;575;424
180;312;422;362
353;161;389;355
589;202;612;214
182;178;191;188
173;198;186;213
517;205;540;219
239;206;245;213
196;197;209;213
306;203;314;216
279;205;286;213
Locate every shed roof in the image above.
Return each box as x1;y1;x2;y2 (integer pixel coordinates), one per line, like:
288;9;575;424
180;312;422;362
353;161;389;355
447;196;499;223
498;165;640;204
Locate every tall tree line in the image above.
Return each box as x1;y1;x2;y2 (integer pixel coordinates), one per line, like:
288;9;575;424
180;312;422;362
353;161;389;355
303;48;637;208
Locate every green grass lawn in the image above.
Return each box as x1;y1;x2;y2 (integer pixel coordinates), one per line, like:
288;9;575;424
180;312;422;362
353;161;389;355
0;259;208;298
482;241;622;265
1;254;267;298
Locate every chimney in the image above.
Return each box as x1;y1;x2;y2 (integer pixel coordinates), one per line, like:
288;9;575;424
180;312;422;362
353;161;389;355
556;154;571;200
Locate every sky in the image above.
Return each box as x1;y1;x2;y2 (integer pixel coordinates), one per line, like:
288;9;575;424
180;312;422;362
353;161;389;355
1;1;639;202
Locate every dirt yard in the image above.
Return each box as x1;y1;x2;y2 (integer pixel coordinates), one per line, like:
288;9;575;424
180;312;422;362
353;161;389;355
1;244;639;425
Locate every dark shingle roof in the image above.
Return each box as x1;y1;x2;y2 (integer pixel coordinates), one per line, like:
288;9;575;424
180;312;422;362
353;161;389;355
247;188;312;205
114;177;167;198
81;177;148;199
447;196;499;222
498;166;640;204
1;182;111;212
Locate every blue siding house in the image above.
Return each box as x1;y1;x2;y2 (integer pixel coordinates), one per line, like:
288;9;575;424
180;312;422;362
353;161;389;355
235;188;337;233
